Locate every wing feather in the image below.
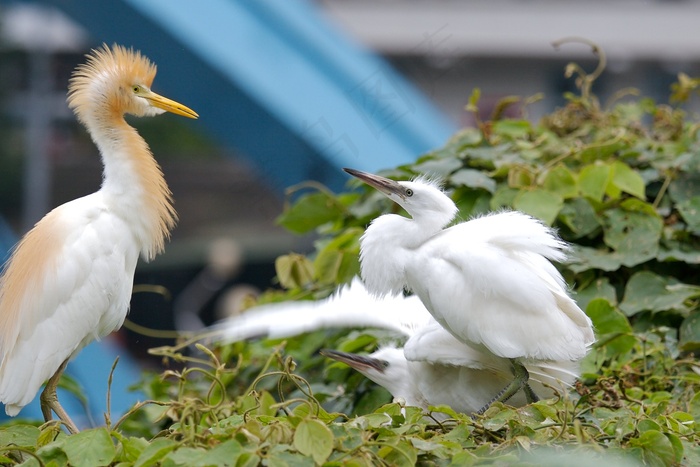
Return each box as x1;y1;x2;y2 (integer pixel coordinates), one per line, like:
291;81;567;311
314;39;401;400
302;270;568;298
211;277;432;343
0;195;138;413
406;211;594;361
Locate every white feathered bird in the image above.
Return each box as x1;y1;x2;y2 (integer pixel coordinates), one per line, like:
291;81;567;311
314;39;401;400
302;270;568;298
210;278;581;417
343;168;594;411
0;44;197;432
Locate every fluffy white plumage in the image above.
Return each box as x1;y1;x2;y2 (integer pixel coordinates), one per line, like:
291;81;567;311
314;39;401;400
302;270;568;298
0;197;138;415
210;278;581;416
343;168;594;409
0;45;197;427
346;169;594;362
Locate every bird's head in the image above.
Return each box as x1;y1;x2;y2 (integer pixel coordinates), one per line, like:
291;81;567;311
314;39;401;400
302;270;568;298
68;44;198;123
344;168;457;225
320;347;410;396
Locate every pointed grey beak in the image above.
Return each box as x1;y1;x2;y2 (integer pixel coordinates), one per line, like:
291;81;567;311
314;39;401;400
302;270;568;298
343;168;407;200
320;348;388;373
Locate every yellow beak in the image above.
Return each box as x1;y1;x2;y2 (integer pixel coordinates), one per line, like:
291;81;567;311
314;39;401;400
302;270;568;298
143;90;199;119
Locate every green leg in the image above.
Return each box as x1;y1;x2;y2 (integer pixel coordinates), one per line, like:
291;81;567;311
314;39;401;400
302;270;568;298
475;359;535;415
523;382;540;404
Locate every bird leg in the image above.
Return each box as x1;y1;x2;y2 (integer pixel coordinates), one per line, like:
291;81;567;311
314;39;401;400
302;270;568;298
523;382;540;404
475;359;536;415
40;359;79;434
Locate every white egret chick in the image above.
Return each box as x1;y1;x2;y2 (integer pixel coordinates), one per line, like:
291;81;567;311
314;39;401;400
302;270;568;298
343;168;594;411
211;278;580;417
0;44;198;433
319;346;575;420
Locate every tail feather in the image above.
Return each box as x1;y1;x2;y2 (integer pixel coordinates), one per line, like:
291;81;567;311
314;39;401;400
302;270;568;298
474;211;569;263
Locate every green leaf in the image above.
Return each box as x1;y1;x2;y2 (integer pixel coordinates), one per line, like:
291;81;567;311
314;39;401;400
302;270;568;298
558;198;601;238
665;433;685;466
492;120;531;139
679;312;700;351
579;163;611;202
450;168;497;193
676;195;700;234
610;161;646;199
619;197;657;216
512;189;564;225
275;254;314;289
578;140;626;163
292;402;342;425
567;246;623;273
586;299;636;356
658;238;700;264
60;428;116;467
489;186;519;210
668;173;700;204
637;419;661;433
602;208;663;267
586;299;632;335
34;444;69;467
313;229;361;285
134;438;179;467
37;425;63;448
380;438;418;466
629;430;676;467
276;191;342;234
690;392;700;421
465;87;481;113
0;425;40;448
450;127;483;147
574;277;617;312
116;436;149;463
413;157;462;176
454;188;492;218
292;419;333;465
161;440;243;467
353;386;393;417
159;448;204;467
481;408;518;431
620;271;700;316
542;164;578;199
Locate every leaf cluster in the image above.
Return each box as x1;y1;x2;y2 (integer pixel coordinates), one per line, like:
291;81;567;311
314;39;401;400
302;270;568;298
4;57;700;465
267;62;700;464
2;336;698;466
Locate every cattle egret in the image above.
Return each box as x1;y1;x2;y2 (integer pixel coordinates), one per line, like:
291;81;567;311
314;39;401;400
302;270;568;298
211;278;581;417
343;168;594;411
0;44;197;433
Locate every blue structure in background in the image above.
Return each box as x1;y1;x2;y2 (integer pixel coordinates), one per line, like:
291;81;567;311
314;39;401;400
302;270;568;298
9;0;455;193
0;217;13;264
0;0;455;426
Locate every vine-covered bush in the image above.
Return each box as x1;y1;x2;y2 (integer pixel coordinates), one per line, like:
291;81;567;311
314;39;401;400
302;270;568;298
2;51;700;466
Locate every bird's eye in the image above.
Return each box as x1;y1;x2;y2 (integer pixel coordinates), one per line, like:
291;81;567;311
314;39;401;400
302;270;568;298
132;86;141;94
405;189;414;197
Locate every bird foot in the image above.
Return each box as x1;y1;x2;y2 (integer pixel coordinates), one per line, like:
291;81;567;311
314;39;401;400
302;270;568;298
40;360;79;434
473;359;539;416
523;382;540;404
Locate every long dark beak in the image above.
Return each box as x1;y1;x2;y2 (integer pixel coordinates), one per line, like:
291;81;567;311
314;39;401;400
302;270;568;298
320;348;388;373
343;168;406;199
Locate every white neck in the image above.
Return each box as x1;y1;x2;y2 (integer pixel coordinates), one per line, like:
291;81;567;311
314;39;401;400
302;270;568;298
86;112;175;260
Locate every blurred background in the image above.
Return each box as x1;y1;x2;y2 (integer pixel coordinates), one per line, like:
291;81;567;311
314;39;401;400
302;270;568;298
1;0;699;425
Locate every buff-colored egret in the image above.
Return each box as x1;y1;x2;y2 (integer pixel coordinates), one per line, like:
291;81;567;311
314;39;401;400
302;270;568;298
343;168;594;412
0;44;197;433
210;278;580;417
